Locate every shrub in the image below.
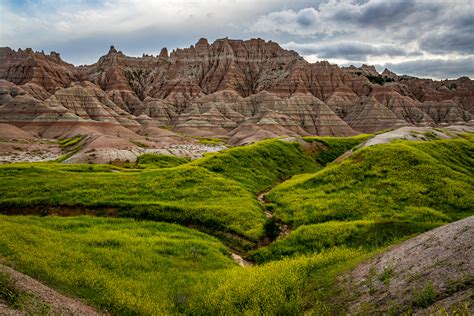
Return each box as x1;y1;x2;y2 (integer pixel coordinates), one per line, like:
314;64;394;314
263;217;280;241
413;282;437;308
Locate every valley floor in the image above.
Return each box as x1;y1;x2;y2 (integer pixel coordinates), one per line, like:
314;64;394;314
0;127;473;314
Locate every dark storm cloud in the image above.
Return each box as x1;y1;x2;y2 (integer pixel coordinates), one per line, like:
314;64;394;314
419;10;474;55
296;8;318;26
284;41;418;61
326;0;419;29
251;0;473;79
380;56;474;79
420;31;474;55
253;0;450;38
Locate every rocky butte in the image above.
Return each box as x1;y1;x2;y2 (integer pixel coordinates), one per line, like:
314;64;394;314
0;38;473;162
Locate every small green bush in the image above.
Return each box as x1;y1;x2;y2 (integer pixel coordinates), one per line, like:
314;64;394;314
414;282;437;308
263;217;280;241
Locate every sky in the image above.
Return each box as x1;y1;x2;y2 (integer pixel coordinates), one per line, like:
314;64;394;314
0;0;473;79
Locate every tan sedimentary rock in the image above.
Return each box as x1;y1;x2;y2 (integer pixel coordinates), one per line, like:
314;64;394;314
342;64;379;77
0;38;472;150
0;47;77;93
369;86;433;125
344;96;408;133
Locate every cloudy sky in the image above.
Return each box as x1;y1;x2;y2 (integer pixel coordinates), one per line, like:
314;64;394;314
1;0;473;79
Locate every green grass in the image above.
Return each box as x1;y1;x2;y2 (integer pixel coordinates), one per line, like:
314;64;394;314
0;271;22;308
196;137;224;145
1;138;347;244
257;136;474;263
194;139;322;193
0;134;472;314
250;220;441;263
413;282;437;308
58;135;84;148
0;163;265;242
56;135;86;163
0;216;235;314
136;153;189;168
190;247;363;315
0;216;363;315
268;138;474;226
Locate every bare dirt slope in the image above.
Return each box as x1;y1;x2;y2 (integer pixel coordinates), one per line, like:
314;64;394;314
360;125;474;148
341;216;473;315
0;263;104;315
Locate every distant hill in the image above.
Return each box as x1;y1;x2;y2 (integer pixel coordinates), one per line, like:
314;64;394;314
0;38;472;153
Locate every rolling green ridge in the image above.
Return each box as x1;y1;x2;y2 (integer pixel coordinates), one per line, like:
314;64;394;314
252;136;474;262
268;137;474;226
0;134;473;314
0;216;234;314
0;216;362;314
0;162;264;241
0;138;341;245
193;139;322;193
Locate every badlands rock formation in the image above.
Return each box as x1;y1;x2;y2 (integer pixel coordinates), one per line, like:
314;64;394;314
0;38;473;159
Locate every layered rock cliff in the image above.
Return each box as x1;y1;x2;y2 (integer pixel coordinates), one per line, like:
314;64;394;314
0;38;473;147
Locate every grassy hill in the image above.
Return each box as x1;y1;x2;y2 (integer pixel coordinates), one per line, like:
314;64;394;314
268;137;474;225
0;215;362;314
252;136;474;262
0;133;473;314
0;138;350;248
0;216;234;314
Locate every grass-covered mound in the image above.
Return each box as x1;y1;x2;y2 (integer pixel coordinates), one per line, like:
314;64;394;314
136;153;189;168
0;216;362;315
0;216;234;314
194;139;322;193
250;220;440;263
253;137;474;262
0;163;264;241
269;138;474;225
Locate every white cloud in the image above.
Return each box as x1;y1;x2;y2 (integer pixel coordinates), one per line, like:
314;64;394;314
0;0;283;48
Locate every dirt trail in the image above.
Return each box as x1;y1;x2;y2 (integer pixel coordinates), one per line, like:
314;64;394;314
257;187;291;239
229;185;290;267
257;190;273;218
231;253;253;267
0;263;105;315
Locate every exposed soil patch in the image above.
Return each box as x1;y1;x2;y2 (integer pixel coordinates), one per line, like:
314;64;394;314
0;138;62;164
66;142;227;164
0;263;104;315
340;216;474;314
0;205;117;217
231;253;253;267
